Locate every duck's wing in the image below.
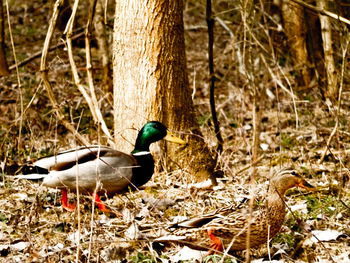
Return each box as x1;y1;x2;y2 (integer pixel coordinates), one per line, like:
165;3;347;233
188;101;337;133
40;147;139;193
16;146;116;180
169;205;237;229
171;215;221;229
17;146;140;194
34;145;114;170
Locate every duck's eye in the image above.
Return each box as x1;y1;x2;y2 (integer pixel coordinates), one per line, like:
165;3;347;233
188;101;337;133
291;171;300;177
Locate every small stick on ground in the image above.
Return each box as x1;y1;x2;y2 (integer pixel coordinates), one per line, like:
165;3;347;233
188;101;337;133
206;0;224;154
319;38;348;163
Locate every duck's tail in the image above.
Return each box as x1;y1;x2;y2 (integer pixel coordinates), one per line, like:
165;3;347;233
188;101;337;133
14;165;48;180
14;173;46;180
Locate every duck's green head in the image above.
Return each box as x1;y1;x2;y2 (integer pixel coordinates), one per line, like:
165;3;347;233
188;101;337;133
132;121;186;153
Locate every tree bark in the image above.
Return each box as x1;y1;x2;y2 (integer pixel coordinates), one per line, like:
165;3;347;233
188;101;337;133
0;0;9;76
94;0;112;93
113;0;216;182
317;0;338;101
282;0;311;88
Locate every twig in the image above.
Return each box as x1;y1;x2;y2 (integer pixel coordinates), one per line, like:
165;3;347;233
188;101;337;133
5;0;23;150
85;0;114;146
276;63;299;129
319;39;348;163
267;225;271;261
251;85;262;175
235;154;265;176
40;0;89;146
339;199;350;212
65;0;115;147
239;2;257;259
191;67;196;100
260;54;299;129
245;170;257;263
318;121;338;164
74;142;81;263
86;3;98;262
206;0;223;154
289;0;350;26
9;31;85;71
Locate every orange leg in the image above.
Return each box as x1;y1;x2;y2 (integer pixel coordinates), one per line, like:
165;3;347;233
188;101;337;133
61;189;76;211
92;193;123;217
93;193;109;212
207;228;223;255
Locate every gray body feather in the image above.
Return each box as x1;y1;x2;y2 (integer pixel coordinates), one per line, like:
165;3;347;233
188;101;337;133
18;146;140;194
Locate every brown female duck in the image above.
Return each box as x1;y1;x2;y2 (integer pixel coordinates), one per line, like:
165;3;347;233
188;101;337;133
157;168;315;253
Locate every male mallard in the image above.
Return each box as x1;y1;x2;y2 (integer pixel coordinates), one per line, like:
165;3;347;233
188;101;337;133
17;121;186;212
156;168;315;253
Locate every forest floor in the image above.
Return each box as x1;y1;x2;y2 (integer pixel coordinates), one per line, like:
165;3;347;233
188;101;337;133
1;1;350;262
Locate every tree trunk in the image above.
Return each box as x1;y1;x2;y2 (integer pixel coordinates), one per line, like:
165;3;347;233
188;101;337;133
0;0;9;76
94;0;112;93
113;0;216;182
304;7;326;99
317;0;338;101
282;0;310;88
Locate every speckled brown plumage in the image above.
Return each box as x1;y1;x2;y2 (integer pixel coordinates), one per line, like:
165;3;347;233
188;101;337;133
159;168;314;252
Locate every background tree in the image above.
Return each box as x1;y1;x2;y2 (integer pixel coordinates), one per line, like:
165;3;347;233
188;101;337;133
280;0;348;101
0;0;9;76
281;1;311;89
113;0;216;182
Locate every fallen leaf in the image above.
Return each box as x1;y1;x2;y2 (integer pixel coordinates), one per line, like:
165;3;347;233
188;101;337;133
11;241;30;251
290;201;307;213
188;179;213;189
68;230;89;245
169;246;206;261
11;193;28;201
124;223;140;240
142;196;175;209
260;143;269;151
310;230;344;242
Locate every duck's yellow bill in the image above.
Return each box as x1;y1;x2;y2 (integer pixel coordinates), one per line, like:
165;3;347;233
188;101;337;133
298;179;316;191
164;131;186;145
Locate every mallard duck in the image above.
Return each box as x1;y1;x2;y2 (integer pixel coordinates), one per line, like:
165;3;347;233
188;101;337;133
16;121;186;212
156;168;315;253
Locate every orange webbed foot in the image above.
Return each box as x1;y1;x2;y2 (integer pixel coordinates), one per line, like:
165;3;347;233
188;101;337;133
207;228;223;254
61;189;76;211
93;193;123;217
62;202;77;211
93;193;109;212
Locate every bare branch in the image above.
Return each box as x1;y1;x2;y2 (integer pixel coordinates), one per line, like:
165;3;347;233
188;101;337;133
206;0;224;154
9;31;84;70
289;0;350;25
65;0;115;147
40;0;89;146
319;39;349;163
5;0;23;149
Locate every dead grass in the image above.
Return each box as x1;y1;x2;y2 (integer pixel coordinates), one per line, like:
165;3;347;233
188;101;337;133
0;0;350;262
